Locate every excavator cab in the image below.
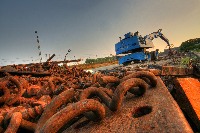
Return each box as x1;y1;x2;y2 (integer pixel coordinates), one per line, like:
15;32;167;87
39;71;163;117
115;29;170;65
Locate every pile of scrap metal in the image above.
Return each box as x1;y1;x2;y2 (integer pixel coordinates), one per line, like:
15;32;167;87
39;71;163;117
0;60;196;132
0;64;93;132
0;54;82;77
160;51;200;77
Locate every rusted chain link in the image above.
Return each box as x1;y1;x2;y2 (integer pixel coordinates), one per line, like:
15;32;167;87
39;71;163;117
20;119;36;132
35;89;75;133
3;76;23;105
80;78;148;111
0;65;158;132
121;71;157;87
39;99;105;133
0;83;10;104
4;112;22;133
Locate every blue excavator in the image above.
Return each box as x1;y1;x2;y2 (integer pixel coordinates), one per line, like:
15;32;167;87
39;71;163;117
115;29;171;65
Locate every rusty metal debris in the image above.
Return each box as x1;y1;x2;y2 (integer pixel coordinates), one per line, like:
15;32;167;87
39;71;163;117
0;62;160;132
4;112;22;133
0;54;199;132
64;77;193;133
79;77;149;112
174;78;200;130
161;66;193;76
39;99;106;133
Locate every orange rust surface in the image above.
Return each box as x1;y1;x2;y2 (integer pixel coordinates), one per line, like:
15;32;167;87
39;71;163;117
174;78;200;129
161;66;193;76
176;78;200;119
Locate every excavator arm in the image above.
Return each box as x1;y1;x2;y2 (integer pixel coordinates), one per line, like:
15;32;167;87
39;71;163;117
144;29;170;46
157;29;170;46
144;29;172;55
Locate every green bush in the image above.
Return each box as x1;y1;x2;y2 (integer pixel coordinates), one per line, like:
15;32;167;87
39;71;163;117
180;38;200;52
85;56;117;64
180;57;190;65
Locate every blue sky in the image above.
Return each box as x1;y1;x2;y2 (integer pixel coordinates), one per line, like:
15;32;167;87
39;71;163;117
0;0;200;66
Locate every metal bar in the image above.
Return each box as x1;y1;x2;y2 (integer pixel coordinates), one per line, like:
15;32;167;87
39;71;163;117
174;78;200;130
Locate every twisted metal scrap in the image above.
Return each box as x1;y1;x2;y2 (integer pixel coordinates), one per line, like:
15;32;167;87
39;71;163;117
0;66;98;132
26;85;41;96
4;106;25;126
120;71;157;87
20;119;36;132
4;76;23;105
21;104;46;120
98;76;120;86
80;78;148;111
48;77;65;93
35;88;105;133
111;78;148;111
35;88;75;133
17;97;38;105
40;99;105;133
97;75;120;92
4;101;46;124
3;111;36;133
4;112;22;133
2;100;48;132
0;83;10;104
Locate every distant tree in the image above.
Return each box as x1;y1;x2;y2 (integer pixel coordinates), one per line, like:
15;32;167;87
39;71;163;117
85;56;117;64
180;38;200;52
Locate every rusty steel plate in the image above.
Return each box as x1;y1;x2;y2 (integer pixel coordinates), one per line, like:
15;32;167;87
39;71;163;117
174;77;200;130
64;77;193;133
161;66;193;76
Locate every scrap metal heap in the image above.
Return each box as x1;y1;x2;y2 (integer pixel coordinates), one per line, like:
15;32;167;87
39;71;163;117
0;60;196;132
